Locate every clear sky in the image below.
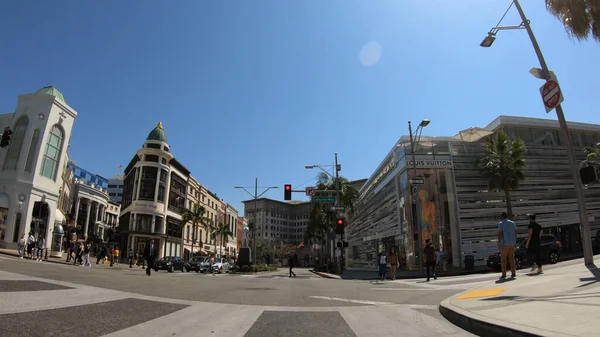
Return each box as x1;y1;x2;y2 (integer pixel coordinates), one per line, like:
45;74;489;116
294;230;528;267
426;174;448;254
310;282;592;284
0;1;598;213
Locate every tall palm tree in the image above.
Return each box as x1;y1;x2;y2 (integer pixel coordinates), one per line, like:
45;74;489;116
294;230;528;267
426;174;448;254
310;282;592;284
546;0;600;41
212;222;234;258
181;203;209;257
478;130;527;219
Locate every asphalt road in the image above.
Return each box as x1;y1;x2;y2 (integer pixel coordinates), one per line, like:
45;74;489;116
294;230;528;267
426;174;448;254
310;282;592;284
0;254;478;337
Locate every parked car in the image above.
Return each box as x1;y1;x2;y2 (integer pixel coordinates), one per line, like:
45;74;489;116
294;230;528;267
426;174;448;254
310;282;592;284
185;256;208;272
154;256;187;273
487;234;562;271
200;257;230;273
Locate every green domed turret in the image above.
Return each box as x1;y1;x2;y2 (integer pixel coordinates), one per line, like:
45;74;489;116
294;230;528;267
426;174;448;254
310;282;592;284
147;122;167;142
37;86;66;104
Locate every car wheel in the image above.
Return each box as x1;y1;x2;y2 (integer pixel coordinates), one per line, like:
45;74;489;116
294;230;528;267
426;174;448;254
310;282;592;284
154;268;158;272
549;251;559;264
515;256;522;270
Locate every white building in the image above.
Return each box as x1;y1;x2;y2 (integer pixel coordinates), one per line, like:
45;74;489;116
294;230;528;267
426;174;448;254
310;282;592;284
0;86;77;249
108;175;124;204
118;122;190;258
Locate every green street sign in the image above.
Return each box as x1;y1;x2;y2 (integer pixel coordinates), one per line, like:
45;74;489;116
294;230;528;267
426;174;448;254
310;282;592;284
314;196;336;203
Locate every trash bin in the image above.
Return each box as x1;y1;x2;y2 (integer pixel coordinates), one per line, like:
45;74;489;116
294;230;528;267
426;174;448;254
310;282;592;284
464;255;475;271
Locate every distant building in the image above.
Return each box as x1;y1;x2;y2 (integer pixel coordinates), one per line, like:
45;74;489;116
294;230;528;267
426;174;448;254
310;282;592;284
242;198;311;246
108;175;124;204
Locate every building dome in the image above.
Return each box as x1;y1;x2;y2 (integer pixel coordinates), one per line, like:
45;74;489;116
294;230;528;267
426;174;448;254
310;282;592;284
147;122;167;142
37;86;67;104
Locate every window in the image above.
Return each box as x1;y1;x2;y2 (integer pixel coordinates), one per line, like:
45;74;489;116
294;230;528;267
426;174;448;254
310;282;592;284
4;116;29;171
157;169;168;203
139;167;157;201
168;174;187;213
122;169;137;209
135;214;153;233
145;155;159;162
24;129;40;172
40;125;64;180
146;143;161;149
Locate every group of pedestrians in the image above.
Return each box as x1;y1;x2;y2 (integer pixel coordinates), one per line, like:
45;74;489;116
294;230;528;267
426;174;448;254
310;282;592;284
16;232;46;261
497;212;544;279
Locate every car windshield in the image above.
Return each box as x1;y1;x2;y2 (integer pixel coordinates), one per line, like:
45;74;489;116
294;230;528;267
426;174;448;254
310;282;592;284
214;258;222;263
191;257;206;262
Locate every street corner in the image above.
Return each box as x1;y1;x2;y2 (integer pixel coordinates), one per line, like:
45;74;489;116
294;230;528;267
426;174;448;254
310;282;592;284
454;287;507;300
310;270;341;279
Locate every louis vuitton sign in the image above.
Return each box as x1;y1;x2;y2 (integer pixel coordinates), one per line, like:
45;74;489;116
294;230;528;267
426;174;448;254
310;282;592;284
405;156;453;168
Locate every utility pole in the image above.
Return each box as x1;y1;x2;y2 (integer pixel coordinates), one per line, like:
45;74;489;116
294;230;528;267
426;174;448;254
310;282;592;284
408;121;423;274
510;0;593;266
335;153;344;273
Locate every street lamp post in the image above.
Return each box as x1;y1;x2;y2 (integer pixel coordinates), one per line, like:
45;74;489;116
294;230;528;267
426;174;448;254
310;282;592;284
481;0;594;265
235;179;278;265
306;155;342;273
408;119;430;274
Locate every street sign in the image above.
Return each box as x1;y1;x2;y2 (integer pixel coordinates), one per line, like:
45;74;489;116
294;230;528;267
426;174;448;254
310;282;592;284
305;187;315;196
529;67;556;80
409;179;424;185
333;205;345;212
540;79;564;113
314;196;336;203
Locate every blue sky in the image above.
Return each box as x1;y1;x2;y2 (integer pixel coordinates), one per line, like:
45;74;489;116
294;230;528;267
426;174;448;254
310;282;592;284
0;1;598;213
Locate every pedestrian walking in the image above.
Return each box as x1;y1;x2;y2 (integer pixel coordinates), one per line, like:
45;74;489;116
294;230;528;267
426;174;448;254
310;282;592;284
424;239;437;281
377;251;387;281
27;233;35;259
114;246;120;265
17;234;26;259
388;247;399;280
526;213;543;274
498;212;518;279
288;253;296;278
209;254;215;276
36;235;45;261
143;239;157;276
82;243;91;267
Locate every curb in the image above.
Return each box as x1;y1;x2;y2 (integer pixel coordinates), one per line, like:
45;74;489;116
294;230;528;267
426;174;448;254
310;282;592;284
310;270;341;279
439;298;542;337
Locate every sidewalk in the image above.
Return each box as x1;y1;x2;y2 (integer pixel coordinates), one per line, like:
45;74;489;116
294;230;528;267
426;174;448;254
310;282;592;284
0;248;141;270
311;266;490;280
440;255;600;337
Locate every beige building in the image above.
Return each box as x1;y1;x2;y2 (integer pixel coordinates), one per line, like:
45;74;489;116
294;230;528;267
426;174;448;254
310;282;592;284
198;184;220;256
182;176;203;259
242;198;311;246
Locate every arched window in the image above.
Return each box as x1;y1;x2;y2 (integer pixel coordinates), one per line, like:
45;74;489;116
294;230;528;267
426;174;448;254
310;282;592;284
24;129;40;172
40;125;64;180
3;116;29;171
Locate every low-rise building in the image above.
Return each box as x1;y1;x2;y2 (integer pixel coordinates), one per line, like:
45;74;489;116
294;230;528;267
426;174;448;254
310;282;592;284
0;86;77;248
242;198;311;246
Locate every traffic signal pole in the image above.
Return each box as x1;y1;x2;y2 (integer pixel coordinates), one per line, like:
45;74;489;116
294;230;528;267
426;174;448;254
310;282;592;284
334;153;344;274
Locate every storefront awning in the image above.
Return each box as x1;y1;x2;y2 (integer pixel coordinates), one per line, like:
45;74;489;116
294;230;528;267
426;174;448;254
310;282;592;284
0;194;8;209
55;209;66;223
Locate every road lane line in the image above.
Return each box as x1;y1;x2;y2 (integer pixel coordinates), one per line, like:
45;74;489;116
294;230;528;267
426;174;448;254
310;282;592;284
307;296;437;309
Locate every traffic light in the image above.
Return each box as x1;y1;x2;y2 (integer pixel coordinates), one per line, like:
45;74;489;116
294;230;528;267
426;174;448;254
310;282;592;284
335;218;345;234
580;166;598;185
284;184;292;200
0;127;12;148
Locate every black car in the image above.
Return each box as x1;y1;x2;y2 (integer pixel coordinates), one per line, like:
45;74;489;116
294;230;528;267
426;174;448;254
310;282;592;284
487;234;562;271
185;256;208;273
153;256;187;273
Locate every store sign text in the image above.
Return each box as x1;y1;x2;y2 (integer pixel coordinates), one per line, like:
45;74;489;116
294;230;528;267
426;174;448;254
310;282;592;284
405;159;453;168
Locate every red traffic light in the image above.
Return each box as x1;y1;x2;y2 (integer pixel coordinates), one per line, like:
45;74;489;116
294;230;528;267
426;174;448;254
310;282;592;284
4;129;11;136
285;184;291;191
337;218;344;225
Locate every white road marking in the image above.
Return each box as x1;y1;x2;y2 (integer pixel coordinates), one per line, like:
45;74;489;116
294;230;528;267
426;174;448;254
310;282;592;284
371;287;455;291
307;296;437;309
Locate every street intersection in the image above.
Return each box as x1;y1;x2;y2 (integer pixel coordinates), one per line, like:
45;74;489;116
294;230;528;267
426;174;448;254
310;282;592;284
0;254;478;336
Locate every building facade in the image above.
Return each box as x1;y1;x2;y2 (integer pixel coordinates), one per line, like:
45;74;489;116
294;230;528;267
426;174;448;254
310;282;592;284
182;176;203;260
0;86;77;248
347;115;600;270
108;175;124;204
224;203;239;258
242;198;311;246
118;122;190;258
199;184;221;256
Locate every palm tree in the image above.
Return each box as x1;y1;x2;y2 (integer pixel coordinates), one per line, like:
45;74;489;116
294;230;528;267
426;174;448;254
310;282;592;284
546;0;600;41
478;130;527;219
181;203;209;257
305;172;360;265
212;222;234;259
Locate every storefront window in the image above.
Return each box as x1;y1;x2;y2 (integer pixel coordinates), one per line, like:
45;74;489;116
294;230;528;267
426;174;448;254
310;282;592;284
0;207;7;241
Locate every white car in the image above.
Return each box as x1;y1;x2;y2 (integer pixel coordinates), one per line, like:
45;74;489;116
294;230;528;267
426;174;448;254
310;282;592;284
201;257;230;273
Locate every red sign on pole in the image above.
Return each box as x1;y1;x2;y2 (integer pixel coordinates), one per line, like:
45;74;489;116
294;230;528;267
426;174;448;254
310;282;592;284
539;79;564;113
